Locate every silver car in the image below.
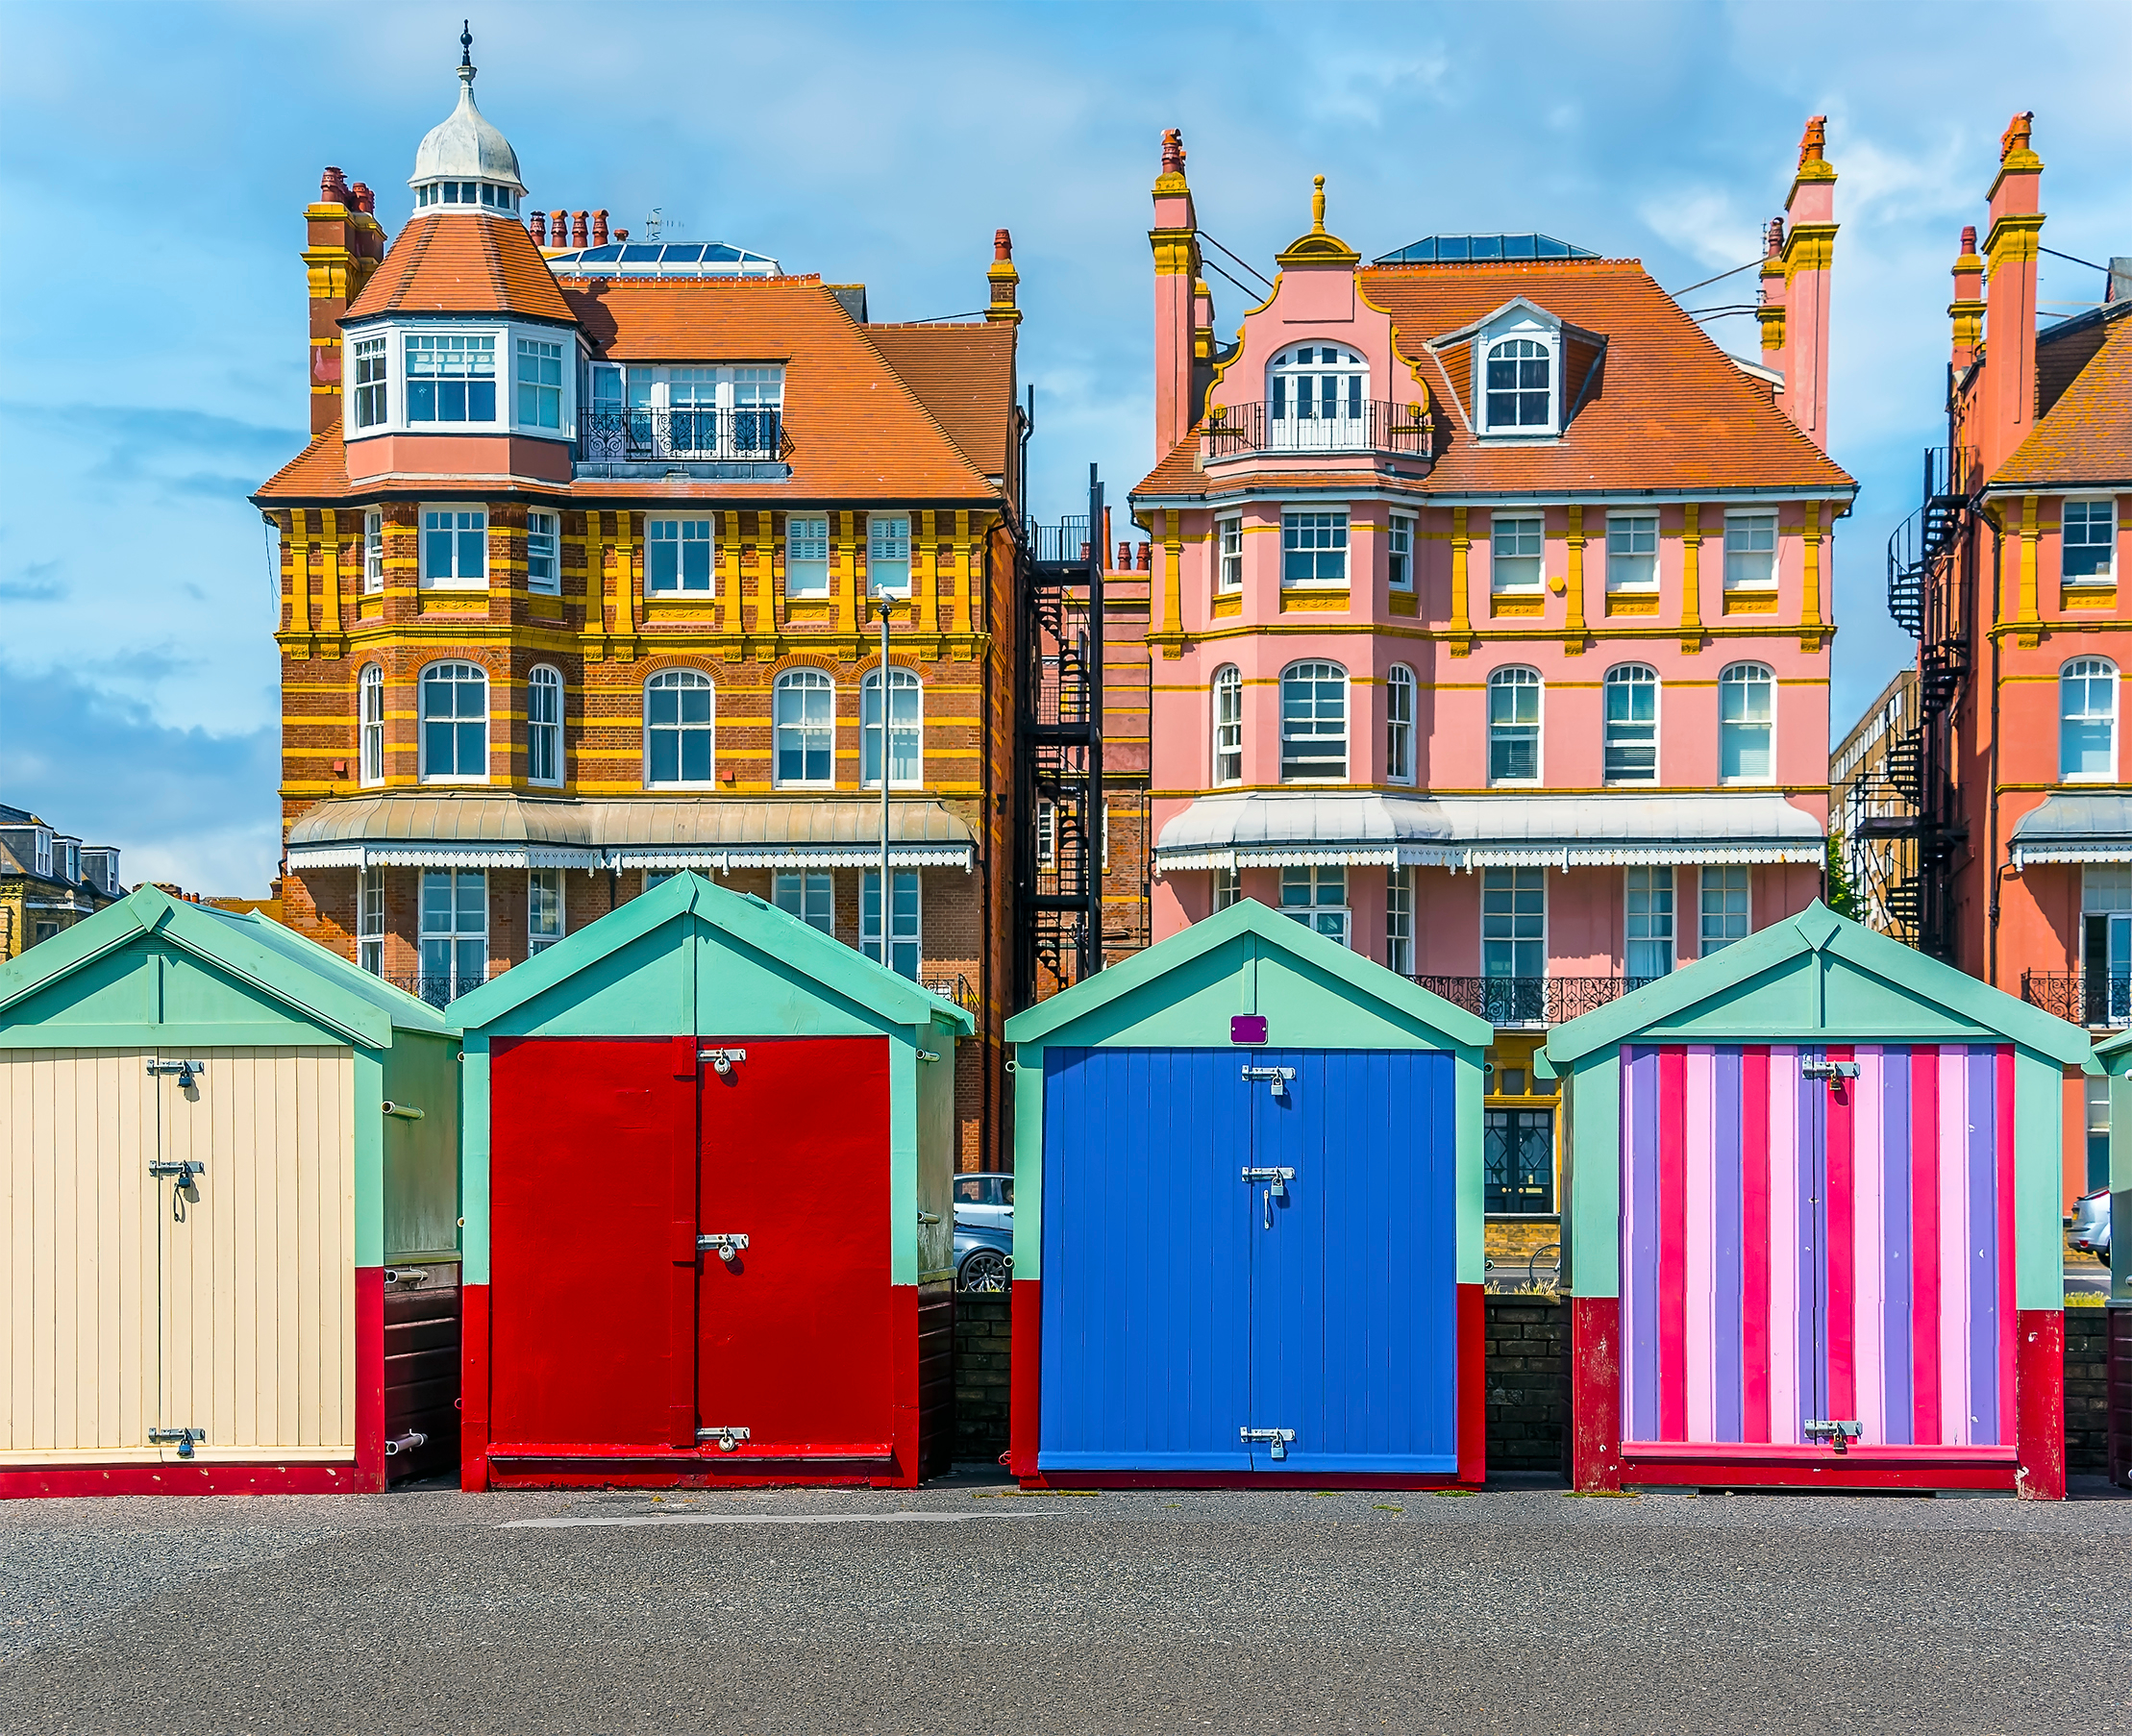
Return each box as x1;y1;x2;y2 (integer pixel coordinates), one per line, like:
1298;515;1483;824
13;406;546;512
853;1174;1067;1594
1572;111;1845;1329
953;1172;1013;1231
2070;1187;2112;1263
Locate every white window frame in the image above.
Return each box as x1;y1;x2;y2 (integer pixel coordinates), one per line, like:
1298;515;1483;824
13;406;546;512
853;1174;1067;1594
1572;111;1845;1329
1212;866;1239;911
785;515;831;596
526;508;560;595
1625;865;1675;981
404;332;498;426
351;336;388;431
646;513;717;596
527;664;563;787
515;336;564;433
1216;514;1243;592
868;514;912;597
1279;863;1351;948
357;868;385;976
358;663;385;787
1278;660;1349;782
2064;498;2118;583
527;867;565;955
1280;510;1350;587
1267;344;1369;451
1388;512;1416;591
1602;663;1659;784
773;668;837;788
1490;513;1545;592
643;668;716;788
1605;511;1659;592
1699;864;1751;955
1482;866;1547;980
1488;666;1543;785
773;871;835;934
1386;664;1417;785
1723;510;1778;591
417;868;487;1002
421;505;488;588
1036;798;1055;870
861;869;921;979
1718;661;1776;784
1477;318;1558;437
2061;657;2120;783
417;659;489;784
861;667;922;788
1212;665;1244;786
362;508;384;593
1386;865;1413;975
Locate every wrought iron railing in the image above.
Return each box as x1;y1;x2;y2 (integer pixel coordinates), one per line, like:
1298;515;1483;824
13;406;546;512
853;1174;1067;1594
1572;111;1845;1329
1203;399;1433;459
2020;972;2132;1029
1027;516;1093;566
1410;975;1662;1027
923;973;975;1012
578;405;786;464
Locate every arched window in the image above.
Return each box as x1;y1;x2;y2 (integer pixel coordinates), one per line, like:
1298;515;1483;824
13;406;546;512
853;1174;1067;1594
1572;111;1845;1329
1718;662;1775;783
1386;664;1417;784
1268;344;1367;450
418;660;488;783
2062;657;2119;781
1603;664;1658;783
774;669;835;786
1279;660;1348;781
1212;665;1243;785
1483;336;1551;431
644;669;715;787
861;667;922;788
528;665;563;787
1488;667;1542;783
358;664;384;786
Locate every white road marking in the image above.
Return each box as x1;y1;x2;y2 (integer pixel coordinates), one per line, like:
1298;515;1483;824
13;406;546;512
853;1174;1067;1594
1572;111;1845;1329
501;1509;1055;1531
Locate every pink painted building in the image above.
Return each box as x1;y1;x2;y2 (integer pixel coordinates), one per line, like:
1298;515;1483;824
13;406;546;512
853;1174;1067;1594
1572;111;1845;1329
1129;125;1856;1235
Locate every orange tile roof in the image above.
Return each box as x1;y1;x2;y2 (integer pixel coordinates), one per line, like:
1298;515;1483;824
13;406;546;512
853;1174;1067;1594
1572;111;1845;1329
1134;259;1855;501
861;324;1019;477
345;211;576;324
1993;307;2132;491
257;431;351;499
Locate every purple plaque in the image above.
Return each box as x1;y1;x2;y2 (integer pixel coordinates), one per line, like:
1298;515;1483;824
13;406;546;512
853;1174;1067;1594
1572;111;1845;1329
1230;1014;1269;1046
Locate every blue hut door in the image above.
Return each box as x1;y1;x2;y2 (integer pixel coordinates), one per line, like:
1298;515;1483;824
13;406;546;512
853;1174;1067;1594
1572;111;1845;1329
1039;1048;1458;1476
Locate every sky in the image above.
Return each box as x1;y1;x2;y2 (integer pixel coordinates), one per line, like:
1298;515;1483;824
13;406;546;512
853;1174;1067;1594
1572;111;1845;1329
1;0;2127;894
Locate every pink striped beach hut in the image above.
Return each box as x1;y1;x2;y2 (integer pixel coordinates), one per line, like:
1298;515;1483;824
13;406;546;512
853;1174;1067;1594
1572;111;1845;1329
1542;902;2091;1499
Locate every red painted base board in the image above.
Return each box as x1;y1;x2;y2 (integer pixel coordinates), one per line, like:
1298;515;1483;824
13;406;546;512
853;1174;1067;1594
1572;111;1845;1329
0;1462;368;1500
1621;1455;2017;1493
2015;1306;2066;1500
1570;1296;1624;1492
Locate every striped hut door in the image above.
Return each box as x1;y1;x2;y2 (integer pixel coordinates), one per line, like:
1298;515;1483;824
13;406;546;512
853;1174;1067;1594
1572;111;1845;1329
1621;1044;2016;1453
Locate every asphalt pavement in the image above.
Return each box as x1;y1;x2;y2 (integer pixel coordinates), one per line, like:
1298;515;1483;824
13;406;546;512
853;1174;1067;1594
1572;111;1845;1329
2;1469;2128;1734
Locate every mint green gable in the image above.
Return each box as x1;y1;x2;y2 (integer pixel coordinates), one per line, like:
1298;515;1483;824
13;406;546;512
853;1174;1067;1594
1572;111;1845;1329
0;885;459;1269
2088;1025;2132;1303
1002;899;1493;1285
1542;902;2093;1308
450;874;973;1288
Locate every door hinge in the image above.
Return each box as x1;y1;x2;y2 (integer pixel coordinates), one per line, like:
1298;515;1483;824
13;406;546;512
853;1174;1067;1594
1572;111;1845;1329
1240;1064;1297;1100
149;1426;206;1458
699;1048;747;1077
697;1426;751;1452
145;1058;206;1087
697;1232;749;1265
1803;1419;1862;1453
1239;1426;1296;1461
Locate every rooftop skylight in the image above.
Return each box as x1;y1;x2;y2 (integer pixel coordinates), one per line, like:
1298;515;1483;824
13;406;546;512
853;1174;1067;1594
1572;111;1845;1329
1373;234;1597;265
544;241;781;279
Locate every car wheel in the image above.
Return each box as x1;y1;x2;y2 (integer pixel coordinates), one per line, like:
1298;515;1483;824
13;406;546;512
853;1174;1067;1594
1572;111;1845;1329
959;1249;1009;1293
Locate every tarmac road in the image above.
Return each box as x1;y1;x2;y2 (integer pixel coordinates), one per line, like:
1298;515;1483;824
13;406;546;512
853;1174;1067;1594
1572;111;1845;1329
2;1471;2128;1735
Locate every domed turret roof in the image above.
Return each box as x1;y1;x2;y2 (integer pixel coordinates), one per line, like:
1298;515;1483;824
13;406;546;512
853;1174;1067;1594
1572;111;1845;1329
409;28;525;194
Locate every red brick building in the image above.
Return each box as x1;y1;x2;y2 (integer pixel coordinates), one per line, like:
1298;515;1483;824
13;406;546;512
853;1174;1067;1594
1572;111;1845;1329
253;41;1027;1169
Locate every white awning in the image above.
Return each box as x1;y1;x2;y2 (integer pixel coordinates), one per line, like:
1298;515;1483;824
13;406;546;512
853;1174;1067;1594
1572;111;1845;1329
2010;793;2132;868
1153;791;1824;872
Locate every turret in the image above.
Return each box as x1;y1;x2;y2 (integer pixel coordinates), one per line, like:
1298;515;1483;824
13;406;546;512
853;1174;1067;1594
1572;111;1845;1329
406;23;528;217
1150;129;1202;458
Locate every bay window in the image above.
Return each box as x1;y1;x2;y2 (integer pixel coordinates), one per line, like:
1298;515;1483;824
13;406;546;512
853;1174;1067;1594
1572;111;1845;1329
405;334;496;423
362;508;384;592
422;508;487;585
1280;864;1350;946
357;869;384;976
1488;667;1542;783
516;337;563;430
774;872;835;935
1386;664;1416;784
1626;866;1674;980
1603;664;1658;783
359;663;384;786
527;509;559;593
861;667;921;786
774;669;836;786
1388;512;1415;590
1279;661;1348;781
1212;665;1243;784
418;660;488;782
352;336;387;429
644;669;715;786
527;665;563;786
1281;510;1349;585
1386;866;1413;975
1216;515;1243;591
417;869;486;1004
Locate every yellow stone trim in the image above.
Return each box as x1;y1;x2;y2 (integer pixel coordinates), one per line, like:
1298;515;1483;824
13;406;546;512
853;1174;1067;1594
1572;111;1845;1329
1492;595;1546;618
1983;212;2044;275
1605;594;1660;616
1781;223;1838;282
1679;503;1704;649
1563;506;1587;649
1800;499;1823;632
1448;506;1473;655
1150;227;1198;277
1211;593;1242;618
1390;592;1419;618
1722;589;1780;616
1278;588;1348;612
2061;583;2117;611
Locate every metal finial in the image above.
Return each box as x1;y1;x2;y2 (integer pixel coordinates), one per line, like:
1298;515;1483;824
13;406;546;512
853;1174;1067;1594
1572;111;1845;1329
459;20;473;68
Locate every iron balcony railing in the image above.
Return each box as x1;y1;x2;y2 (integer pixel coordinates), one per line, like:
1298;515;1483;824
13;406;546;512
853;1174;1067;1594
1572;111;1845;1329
379;975;475;1011
1410;974;1664;1027
578;405;786;464
1027;515;1094;567
1203;399;1433;460
2020;971;2132;1029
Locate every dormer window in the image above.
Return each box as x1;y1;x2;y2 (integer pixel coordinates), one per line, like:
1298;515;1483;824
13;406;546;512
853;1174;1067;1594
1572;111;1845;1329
1484;337;1552;432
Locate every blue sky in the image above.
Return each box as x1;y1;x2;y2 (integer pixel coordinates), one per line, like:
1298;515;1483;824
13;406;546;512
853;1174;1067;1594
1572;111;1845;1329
2;0;2127;893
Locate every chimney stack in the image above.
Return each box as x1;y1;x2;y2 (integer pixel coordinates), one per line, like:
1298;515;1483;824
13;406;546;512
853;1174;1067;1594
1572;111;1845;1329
303;164;384;437
530;211;547;245
1765;116;1839;452
1150;127;1202;459
1978;112;2045;476
985;228;1022;325
572;211;589;248
1948;223;1986;375
591;210;608;245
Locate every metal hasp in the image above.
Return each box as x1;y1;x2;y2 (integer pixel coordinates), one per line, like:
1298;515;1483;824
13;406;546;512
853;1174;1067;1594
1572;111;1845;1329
145;1058;205;1087
1239;1426;1296;1461
1800;1059;1861;1096
699;1048;747;1077
149;1426;206;1458
1240;1064;1298;1101
697;1426;751;1452
698;1232;750;1265
1803;1419;1863;1454
148;1159;206;1182
1014;459;1107;1002
1243;1164;1295;1228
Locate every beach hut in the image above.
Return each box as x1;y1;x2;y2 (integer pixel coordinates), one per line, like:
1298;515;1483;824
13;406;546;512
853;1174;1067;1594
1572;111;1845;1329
1002;899;1492;1486
452;872;973;1490
2085;1027;2132;1487
1542;902;2090;1498
0;885;460;1495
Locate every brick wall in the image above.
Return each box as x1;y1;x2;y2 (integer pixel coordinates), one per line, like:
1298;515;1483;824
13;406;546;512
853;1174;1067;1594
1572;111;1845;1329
2066;1305;2109;1475
1485;1296;1570;1473
954;1295;1011;1461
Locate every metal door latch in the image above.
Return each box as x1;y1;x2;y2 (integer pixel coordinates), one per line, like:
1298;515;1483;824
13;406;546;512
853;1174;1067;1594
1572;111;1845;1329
698;1233;750;1264
1240;1064;1297;1101
1804;1419;1862;1453
146;1058;206;1087
1800;1060;1860;1082
149;1159;206;1182
1243;1165;1295;1227
149;1427;206;1458
1240;1426;1296;1461
699;1048;747;1077
697;1426;751;1452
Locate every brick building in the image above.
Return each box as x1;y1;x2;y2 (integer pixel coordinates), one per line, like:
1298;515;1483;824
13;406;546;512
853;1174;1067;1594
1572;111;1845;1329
252;38;1027;1169
0;806;124;960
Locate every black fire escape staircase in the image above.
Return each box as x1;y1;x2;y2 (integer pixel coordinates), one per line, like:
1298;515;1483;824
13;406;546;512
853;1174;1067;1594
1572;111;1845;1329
1015;465;1106;1004
1876;444;1978;958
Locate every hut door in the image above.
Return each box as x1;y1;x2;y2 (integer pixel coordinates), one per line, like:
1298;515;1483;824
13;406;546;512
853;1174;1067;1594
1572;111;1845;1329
1619;1044;2015;1457
694;1036;893;1457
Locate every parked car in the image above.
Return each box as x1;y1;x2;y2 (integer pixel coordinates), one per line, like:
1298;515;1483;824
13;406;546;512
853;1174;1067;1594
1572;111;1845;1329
954;1219;1012;1293
2070;1187;2112;1263
953;1171;1014;1230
